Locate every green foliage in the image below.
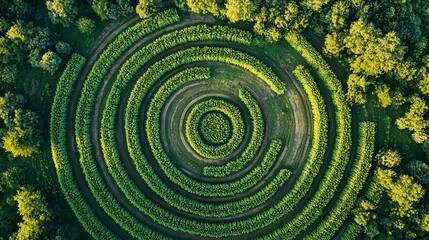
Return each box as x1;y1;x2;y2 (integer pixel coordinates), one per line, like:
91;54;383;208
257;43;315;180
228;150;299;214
340;222;362;240
75;17;96;35
421;214;429;232
128;48;274;196
73;11;182;239
55;41;71;56
263;34;354;239
0;92;26;128
14;187;52;240
325;1;350;31
136;0;159;19
186;0;221;16
376;149;402;168
346;73;368;105
9;0;33;19
2;127;39;157
396;97;429;143
323;32;345;57
92;0;110;20
303;0;330;12
0;64;18;84
407;160;429;186
375;84;392;108
6;20;28;42
199;112;232;144
225;0;258;23
350;32;405;77
39;51;62;75
376;168;425;218
46;0;78;27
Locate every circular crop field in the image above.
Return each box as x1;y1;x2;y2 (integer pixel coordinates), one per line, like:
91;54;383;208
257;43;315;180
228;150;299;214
51;8;376;240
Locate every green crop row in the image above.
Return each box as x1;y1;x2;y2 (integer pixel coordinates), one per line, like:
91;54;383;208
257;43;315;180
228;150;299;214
262;119;368;239
340;222;362;240
50;54;117;240
199;112;232;145
185;99;245;159
256;35;354;239
303;122;375;240
116;24;254;88
203;89;265;177
73;10;180;239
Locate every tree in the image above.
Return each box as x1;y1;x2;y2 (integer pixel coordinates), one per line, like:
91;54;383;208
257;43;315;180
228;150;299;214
0;65;19;84
10;0;33;19
136;0;160;19
302;0;330;12
421;214;429;232
6;20;28;42
0;37;24;65
0;17;9;33
39;51;62;75
13;109;40;130
2;127;39;157
75;17;96;35
325;1;350;31
418;70;429;95
324;32;345;57
375;84;393;108
0;167;28;189
0;92;25;128
347;73;368;105
407;160;429;186
344;18;381;55
92;0;110;20
350;32;405;77
14;187;52;240
376;168;425;218
186;0;220;16
389;175;424;217
375;168;396;190
225;0;257;23
46;0;78;27
27;48;42;69
376;149;402;168
396;97;429;143
55;41;71;56
26;27;54;52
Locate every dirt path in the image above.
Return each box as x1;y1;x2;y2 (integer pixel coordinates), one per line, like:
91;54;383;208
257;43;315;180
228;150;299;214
66;14;141;240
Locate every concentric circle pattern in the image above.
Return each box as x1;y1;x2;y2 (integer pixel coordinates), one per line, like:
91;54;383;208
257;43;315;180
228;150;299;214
185;99;245;159
51;8;376;240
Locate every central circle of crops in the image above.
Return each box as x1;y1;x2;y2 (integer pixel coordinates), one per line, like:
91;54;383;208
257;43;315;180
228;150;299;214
199;111;232;145
51;8;376;240
185;99;245;158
